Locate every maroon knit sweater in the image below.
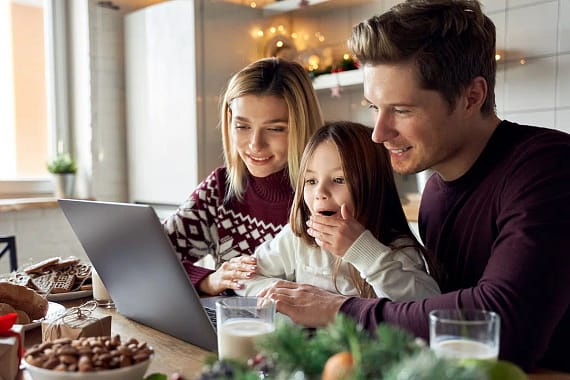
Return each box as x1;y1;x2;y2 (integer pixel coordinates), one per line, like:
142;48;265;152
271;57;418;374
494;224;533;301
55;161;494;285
163;167;293;288
340;121;570;372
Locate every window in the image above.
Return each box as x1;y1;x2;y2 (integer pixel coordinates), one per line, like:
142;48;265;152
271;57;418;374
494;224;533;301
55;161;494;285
0;0;56;198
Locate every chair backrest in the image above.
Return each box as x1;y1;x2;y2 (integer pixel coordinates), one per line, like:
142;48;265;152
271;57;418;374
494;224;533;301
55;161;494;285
0;235;18;272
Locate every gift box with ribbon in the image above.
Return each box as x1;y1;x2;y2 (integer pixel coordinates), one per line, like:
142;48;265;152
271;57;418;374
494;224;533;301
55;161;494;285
0;313;22;380
41;300;111;342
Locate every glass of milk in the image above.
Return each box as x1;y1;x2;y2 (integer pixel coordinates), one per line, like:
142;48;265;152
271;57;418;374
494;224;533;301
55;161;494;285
429;309;500;360
92;268;115;308
216;297;275;363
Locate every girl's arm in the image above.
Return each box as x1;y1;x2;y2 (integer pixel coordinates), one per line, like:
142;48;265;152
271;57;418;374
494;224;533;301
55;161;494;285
342;232;440;301
236;225;298;296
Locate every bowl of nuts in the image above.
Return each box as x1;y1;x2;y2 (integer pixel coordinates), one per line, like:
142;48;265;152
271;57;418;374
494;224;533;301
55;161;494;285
24;335;154;380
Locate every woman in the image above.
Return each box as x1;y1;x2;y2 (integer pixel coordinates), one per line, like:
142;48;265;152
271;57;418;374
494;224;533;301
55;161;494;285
163;58;323;295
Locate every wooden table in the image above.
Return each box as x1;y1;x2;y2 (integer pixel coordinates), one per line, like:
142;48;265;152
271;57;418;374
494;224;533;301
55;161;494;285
19;297;211;379
17;297;570;380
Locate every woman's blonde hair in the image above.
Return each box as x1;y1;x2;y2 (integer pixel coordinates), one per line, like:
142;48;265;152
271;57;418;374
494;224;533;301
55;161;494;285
221;58;323;202
290;121;430;298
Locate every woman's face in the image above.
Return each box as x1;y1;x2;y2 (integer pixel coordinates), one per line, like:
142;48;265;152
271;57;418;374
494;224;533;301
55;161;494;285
302;140;354;218
230;94;289;178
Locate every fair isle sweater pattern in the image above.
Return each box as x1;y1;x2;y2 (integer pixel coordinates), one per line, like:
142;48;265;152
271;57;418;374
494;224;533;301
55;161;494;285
165;167;292;273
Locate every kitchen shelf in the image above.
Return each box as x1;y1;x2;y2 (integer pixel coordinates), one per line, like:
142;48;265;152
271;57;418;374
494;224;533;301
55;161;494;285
262;0;370;16
311;69;363;90
262;0;329;16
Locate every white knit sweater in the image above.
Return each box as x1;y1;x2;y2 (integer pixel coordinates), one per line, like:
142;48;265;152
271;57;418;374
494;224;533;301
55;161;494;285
236;224;440;301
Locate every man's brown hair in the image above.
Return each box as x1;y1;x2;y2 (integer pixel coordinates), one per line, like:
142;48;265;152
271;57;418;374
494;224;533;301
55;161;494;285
349;0;496;115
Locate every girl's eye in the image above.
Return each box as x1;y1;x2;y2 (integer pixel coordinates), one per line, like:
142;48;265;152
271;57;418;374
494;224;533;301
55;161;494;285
268;126;287;132
333;177;345;184
234;124;248;129
304;178;317;185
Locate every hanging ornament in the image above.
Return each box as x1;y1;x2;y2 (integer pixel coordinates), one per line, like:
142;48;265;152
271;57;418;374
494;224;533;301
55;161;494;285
331;71;342;98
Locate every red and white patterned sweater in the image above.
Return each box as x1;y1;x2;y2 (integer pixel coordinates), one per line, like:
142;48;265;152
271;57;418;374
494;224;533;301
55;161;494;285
163;167;293;287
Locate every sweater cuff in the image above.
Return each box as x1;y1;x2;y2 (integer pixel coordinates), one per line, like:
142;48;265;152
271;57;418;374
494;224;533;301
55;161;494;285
182;260;214;288
343;230;391;272
339;296;387;332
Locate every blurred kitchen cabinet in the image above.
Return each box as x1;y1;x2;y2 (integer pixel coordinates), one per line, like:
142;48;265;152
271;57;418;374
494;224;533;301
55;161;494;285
124;0;259;206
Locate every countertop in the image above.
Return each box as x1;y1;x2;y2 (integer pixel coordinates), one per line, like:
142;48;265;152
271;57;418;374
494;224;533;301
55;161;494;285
0;195;423;223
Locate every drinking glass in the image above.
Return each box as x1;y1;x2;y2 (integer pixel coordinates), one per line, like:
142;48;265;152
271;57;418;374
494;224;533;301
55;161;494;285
92;268;115;308
216;297;275;363
429;309;500;360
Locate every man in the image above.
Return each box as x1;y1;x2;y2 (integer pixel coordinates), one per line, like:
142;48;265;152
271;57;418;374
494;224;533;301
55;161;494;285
258;0;570;372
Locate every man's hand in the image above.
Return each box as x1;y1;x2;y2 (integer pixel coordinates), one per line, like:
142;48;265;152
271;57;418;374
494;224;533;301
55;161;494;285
258;280;347;327
198;255;257;295
307;204;365;257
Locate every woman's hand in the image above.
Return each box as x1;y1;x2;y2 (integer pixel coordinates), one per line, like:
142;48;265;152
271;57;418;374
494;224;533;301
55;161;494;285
198;255;257;295
307;204;365;257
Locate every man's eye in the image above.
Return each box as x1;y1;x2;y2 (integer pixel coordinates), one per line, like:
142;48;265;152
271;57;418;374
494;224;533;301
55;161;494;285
367;104;378;112
394;108;410;114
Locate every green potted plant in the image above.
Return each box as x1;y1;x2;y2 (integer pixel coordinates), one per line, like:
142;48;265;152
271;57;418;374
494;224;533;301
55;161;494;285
47;153;77;198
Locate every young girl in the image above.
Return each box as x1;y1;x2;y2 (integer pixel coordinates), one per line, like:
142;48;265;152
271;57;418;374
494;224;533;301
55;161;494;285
237;121;440;301
163;58;323;296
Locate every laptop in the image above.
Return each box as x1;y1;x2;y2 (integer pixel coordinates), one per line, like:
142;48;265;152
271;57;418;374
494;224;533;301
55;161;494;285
58;199;223;352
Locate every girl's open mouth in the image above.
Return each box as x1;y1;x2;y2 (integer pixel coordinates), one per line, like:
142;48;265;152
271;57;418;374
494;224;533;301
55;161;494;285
319;210;337;217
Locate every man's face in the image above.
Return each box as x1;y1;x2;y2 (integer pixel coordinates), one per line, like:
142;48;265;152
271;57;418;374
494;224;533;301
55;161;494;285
363;62;469;179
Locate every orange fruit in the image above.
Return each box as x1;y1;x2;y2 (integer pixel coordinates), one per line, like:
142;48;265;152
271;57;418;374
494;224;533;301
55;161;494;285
321;351;354;380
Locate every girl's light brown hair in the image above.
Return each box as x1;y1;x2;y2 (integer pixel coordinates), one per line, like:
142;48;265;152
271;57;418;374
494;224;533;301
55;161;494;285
221;58;323;202
349;0;496;115
290;121;428;297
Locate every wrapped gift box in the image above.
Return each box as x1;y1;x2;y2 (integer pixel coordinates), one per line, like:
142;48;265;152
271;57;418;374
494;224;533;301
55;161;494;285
0;336;18;380
0;313;22;380
42;314;111;342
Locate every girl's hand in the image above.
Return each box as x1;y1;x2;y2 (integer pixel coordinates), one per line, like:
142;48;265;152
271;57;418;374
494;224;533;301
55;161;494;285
198;255;257;295
307;204;365;257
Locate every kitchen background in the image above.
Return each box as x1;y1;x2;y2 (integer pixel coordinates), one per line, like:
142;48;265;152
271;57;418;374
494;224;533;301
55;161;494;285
0;0;569;273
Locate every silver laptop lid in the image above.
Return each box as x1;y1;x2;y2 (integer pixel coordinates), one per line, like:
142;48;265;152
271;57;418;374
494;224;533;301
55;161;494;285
58;199;217;352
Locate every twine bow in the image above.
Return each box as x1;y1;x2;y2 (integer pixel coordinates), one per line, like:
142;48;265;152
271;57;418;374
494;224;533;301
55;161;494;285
0;313;23;362
42;300;102;342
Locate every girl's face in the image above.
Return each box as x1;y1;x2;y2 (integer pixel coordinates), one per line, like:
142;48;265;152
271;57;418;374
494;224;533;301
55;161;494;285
230;94;289;178
302;140;355;218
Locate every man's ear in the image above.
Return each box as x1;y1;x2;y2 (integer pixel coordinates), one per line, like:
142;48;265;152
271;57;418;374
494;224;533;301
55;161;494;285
463;76;488;114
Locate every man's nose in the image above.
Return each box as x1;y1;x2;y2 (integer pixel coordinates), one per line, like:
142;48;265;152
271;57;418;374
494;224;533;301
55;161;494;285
372;111;398;143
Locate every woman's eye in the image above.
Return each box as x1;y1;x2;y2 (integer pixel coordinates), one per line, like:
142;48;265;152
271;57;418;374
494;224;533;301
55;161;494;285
268;126;287;132
234;124;248;130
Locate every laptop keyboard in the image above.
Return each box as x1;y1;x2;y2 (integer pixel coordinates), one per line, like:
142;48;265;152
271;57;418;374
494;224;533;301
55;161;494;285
204;306;217;327
203;306;258;329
